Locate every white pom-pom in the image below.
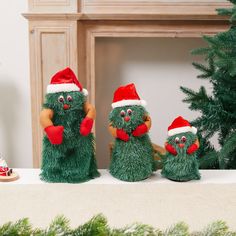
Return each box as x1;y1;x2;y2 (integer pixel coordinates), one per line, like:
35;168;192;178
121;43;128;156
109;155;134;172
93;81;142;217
82;88;88;96
140;100;147;107
191;126;198;134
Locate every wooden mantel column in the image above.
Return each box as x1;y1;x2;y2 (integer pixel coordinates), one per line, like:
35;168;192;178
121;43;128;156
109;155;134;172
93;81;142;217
23;0;230;168
23;0;80;167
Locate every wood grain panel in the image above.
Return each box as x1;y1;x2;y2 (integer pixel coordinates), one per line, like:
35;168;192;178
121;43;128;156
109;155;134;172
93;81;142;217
41;32;68;94
29;0;79;13
28;21;78;167
81;0;231;15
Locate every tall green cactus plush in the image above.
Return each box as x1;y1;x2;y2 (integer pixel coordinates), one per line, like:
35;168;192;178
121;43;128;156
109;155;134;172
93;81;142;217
161;116;200;182
40;67;99;183
109;84;155;182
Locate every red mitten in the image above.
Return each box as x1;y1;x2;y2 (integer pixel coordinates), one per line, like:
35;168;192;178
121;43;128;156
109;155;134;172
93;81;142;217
165;142;177;156
116;129;129;142
187;143;199;155
80;117;94;136
44;125;64;145
132;123;148;137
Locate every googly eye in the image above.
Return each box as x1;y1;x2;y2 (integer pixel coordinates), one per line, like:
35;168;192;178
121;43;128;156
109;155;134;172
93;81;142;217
181;136;187;143
67;95;73;102
58;95;64;103
175;137;180;144
127;109;132;115
120;110;125;117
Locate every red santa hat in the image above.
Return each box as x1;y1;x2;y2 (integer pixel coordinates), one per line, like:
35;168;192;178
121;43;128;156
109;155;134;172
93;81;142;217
112;83;146;109
168;116;197;136
47;67;88;96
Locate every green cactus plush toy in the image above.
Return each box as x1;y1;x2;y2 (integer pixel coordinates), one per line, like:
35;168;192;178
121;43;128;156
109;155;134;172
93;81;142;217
109;83;156;182
161;116;200;182
40;67;100;183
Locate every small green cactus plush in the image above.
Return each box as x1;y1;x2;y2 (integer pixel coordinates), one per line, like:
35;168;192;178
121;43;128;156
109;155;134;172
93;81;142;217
109;83;156;182
40;67;99;183
161;116;200;182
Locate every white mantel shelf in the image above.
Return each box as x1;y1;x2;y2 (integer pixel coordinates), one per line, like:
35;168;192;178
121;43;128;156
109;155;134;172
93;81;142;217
1;169;236;231
1;169;236;185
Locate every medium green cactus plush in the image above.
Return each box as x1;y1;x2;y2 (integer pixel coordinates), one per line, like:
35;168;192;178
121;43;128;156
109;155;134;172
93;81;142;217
109;83;155;182
161;116;200;182
40;67;99;183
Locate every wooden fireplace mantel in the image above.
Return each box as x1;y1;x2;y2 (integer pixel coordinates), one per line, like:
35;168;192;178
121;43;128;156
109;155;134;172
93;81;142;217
24;1;232;21
23;0;231;167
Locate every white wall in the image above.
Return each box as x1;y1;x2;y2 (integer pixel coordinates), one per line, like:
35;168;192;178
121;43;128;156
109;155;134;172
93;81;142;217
0;1;32;167
95;38;216;168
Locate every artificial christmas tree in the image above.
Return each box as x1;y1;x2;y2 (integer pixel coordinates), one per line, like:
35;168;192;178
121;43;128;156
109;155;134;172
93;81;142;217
180;0;236;169
161;116;200;182
40;67;100;183
108;83;156;182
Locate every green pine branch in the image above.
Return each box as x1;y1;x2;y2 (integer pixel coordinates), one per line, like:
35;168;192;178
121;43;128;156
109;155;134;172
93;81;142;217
163;222;189;236
192;62;214;79
181;0;236;168
198;151;219;169
197;221;231;236
217;8;234;16
74;214;108;236
191;47;210;56
219;132;236;169
180;86;211;105
217;3;236;23
180;87;214;116
43;215;71;235
202;35;218;47
110;223;156;236
1;215;236;236
0;218;32;236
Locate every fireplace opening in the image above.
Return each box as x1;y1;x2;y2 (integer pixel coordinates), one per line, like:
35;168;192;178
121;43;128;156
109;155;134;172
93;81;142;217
95;37;212;168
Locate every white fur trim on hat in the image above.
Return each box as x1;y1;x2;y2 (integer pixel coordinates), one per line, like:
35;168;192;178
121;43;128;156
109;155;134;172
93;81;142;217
168;126;197;136
47;83;88;96
112;99;146;109
47;83;79;94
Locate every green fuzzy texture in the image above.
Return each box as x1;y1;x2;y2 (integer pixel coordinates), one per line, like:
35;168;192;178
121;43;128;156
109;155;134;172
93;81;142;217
0;215;235;236
109;105;155;182
40;91;99;183
161;132;200;182
180;0;236;169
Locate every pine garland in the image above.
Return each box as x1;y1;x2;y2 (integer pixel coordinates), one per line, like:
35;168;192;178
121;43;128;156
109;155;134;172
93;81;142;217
180;0;236;169
0;215;235;236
